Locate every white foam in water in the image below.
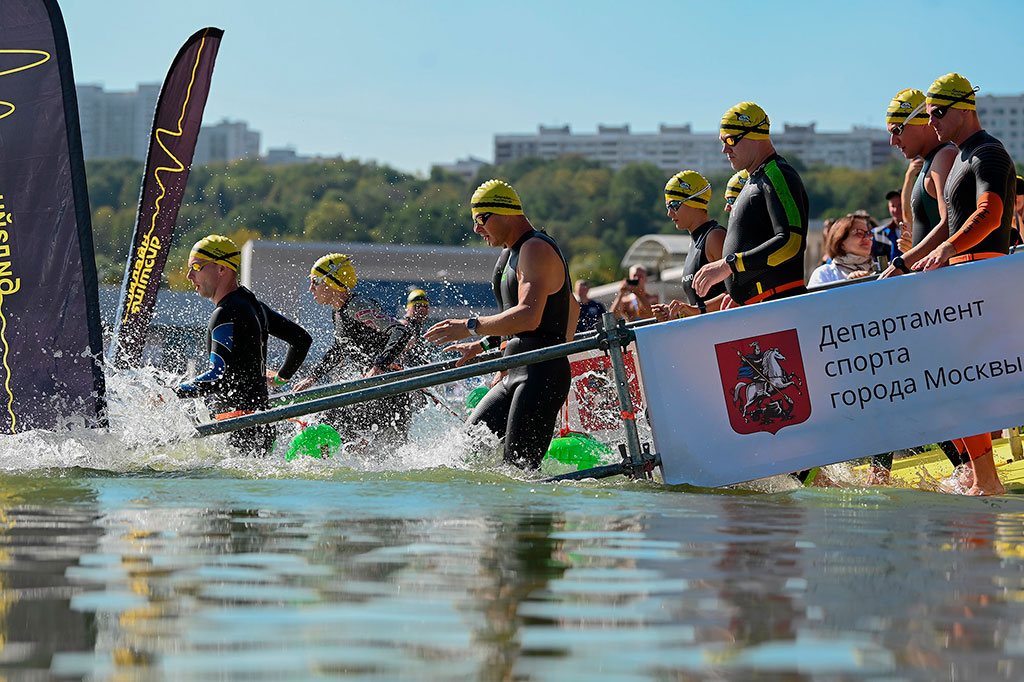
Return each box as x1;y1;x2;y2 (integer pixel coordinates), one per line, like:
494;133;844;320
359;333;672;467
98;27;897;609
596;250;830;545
0;359;626;482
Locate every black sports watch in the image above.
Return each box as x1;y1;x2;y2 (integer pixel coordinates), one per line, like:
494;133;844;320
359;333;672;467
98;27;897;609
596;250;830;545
725;253;739;275
467;317;479;333
891;256;911;274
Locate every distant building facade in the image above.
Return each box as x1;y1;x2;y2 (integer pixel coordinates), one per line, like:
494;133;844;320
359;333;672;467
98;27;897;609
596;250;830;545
76;83;160;161
495;122;900;172
76;83;261;164
434;156;489;181
193;119;260;165
976;94;1024;161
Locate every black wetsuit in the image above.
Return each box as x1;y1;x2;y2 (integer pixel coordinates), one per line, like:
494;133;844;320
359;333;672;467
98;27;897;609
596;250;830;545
723;154;808;305
473;229;572;469
177;286;312;456
307;291;413;444
681;220;727;307
911;142;955;246
943;129;1014;260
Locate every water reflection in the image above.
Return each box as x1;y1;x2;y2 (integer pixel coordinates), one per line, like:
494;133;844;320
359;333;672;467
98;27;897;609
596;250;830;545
0;475;1017;680
0;476;101;673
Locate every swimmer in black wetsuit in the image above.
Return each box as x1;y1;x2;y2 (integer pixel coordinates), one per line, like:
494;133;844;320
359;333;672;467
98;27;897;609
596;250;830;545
908;73;1011;496
177;235;312;457
291;254;414;446
651;170;728;321
425;179;580;470
399;289;436;368
694;101;808;307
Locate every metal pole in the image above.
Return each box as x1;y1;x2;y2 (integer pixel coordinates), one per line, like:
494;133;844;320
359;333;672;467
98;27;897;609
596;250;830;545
271;316;662;409
601;312;643;470
197;335;604;437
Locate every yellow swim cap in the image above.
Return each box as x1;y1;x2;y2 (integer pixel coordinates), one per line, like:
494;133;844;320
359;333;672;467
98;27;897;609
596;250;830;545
725;170;749;202
720;102;770;140
886;88;929;127
664;170;711;208
311;253;356;291
190;235;240;272
406;289;429;307
926;73;978;111
471;179;523;217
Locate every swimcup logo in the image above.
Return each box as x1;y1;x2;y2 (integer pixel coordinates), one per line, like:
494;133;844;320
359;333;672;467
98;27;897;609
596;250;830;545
737;114;751;122
714;329;810;435
679;181;691;190
900;102;913;110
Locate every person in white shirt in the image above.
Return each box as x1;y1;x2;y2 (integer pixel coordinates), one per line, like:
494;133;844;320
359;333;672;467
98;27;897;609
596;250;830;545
807;214;875;288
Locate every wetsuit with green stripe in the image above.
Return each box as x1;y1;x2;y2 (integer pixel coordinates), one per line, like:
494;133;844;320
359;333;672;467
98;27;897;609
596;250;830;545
472;229;571;469
723;154;808;304
910;142;955;246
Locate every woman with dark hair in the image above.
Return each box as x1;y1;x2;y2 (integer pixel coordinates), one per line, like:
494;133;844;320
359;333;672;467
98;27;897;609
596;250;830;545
807;214;875;288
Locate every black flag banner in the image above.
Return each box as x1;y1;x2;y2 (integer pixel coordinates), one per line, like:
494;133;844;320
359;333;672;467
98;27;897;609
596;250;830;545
111;27;223;368
0;0;105;432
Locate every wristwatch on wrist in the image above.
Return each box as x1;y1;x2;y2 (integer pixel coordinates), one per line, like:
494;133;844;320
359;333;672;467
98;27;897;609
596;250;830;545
892;256;911;274
725;253;739;275
466;317;479;333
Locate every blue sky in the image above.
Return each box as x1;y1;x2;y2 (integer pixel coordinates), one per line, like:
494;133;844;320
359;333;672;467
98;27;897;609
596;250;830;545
60;0;1024;174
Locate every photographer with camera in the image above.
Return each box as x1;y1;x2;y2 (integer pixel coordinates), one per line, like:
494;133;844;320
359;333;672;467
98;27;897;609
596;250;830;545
610;264;654;322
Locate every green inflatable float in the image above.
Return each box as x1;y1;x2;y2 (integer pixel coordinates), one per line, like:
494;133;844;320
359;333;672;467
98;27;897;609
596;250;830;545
285;391;613;470
285;424;343;461
465;388;612;470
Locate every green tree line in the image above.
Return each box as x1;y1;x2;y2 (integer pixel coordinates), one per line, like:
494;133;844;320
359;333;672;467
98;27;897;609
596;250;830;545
86;154;916;290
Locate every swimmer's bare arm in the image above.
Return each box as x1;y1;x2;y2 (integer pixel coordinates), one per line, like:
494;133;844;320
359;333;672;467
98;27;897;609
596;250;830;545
566;293;580;341
880;147;955;278
425;238;565;364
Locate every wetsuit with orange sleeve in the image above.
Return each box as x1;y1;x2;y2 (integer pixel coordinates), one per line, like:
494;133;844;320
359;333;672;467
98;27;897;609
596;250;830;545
722;154;809;305
943;130;1014;263
939;129;1014;467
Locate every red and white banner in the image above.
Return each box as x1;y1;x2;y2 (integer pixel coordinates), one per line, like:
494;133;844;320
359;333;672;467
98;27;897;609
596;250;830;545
563;349;644;437
634;256;1024;486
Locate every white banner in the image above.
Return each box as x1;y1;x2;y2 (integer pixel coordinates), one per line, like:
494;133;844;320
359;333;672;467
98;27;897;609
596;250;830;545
634;256;1024;486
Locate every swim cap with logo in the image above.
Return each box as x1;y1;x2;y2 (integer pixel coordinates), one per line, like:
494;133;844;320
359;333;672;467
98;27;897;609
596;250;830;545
725;170;749;202
720;102;770;139
406;289;429;307
471;179;523;217
886;88;929;127
664;170;711;208
310;253;357;291
926;73;978;111
190;235;241;272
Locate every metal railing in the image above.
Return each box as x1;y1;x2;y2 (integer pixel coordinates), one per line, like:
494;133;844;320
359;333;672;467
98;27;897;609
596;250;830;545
194;313;659;481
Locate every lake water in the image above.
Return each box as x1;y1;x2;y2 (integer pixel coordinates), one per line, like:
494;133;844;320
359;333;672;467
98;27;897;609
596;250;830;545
0;373;1022;680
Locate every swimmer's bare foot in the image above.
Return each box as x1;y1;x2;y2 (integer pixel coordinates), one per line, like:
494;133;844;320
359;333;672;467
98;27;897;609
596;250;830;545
866;465;891;486
965;456;1005;496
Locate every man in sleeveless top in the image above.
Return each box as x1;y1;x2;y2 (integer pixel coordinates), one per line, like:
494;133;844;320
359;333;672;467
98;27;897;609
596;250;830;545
425;180;580;469
694;102;808;307
292;253;415;446
878;88;957;278
652;170;728;320
864;89;964;484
